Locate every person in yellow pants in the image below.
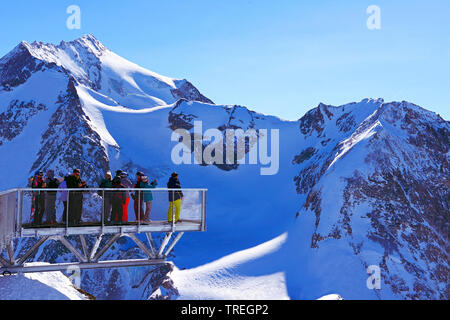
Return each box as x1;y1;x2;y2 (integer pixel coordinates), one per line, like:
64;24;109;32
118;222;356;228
167;172;183;223
167;198;181;222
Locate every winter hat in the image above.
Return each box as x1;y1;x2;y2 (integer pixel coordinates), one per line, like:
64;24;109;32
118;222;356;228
171;172;178;177
136;171;144;177
115;170;123;176
34;170;43;176
105;171;112;178
120;171;128;177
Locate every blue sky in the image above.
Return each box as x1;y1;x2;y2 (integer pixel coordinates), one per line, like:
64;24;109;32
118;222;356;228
0;0;448;120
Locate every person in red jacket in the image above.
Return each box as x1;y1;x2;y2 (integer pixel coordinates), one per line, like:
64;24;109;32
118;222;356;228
119;171;133;223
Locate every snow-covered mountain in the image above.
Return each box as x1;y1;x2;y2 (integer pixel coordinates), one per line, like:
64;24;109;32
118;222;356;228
0;34;212;187
286;99;448;299
0;35;448;300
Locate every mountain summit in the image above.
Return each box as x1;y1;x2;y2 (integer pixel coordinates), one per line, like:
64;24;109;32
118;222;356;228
0;35;214;184
0;34;212;106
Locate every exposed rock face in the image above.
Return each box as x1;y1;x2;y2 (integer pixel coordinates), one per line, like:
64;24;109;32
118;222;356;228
30;78;109;184
168;101;261;171
336;111;356;133
0;100;47;146
0;42;48;90
342;170;448;299
172;79;214;104
141;263;180;300
299;103;332;137
168;99;197;131
149;277;180;300
293;99;449;299
292;147;317;165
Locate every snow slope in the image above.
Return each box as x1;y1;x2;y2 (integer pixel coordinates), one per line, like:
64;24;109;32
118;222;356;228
171;234;290;300
0;263;90;300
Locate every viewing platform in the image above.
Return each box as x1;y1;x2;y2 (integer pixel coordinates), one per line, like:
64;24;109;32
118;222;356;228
0;188;207;274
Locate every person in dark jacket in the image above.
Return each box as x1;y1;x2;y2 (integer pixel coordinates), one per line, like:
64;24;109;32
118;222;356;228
99;171;113;224
44;170;59;224
65;168;87;226
167;172;183;223
133;171;144;222
31;170;46;226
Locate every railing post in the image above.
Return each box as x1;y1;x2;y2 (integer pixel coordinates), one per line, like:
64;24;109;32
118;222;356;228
171;190;175;232
138;189;141;232
200;190;203;231
202;190;207;231
16;190;23;237
145;233;156;257
101;189;105;233
6;239;15;265
66;189;70;234
158;232;173;258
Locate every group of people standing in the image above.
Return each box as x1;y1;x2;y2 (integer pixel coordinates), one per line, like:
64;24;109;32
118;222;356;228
99;170;158;225
29;168;88;226
29;169;62;225
28;168;184;227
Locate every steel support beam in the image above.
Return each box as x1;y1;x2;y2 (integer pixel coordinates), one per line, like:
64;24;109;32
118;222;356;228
16;236;49;266
79;235;89;261
58;236;87;263
89;235;102;261
0;254;11;267
157;232;173;258
6;241;15;265
127;234;154;259
145;233;156;257
164;232;185;257
0;259;168;274
92;234;120;262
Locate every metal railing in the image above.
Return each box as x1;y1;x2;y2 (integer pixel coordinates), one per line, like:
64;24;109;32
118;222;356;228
0;188;207;239
0;190;17;250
